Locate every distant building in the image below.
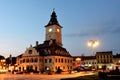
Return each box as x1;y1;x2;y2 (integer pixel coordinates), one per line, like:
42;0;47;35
73;56;83;68
0;55;6;70
6;55;17;71
96;51;113;69
83;56;97;69
73;51;120;70
113;54;120;69
0;55;5;60
17;10;73;72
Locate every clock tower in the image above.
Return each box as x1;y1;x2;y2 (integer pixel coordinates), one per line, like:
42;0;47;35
45;10;62;46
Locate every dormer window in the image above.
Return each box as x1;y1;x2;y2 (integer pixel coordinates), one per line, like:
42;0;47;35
29;50;32;54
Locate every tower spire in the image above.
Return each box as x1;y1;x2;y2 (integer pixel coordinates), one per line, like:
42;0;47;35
53;8;55;11
45;10;63;46
45;10;62;28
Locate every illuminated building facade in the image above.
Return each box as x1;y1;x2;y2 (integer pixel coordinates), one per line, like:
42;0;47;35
96;51;113;69
73;51;120;70
17;10;73;72
0;55;6;71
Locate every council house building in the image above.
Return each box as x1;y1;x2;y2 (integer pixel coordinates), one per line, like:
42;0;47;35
17;10;73;72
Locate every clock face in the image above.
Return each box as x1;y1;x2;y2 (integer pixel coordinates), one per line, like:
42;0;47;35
57;29;60;32
48;28;52;32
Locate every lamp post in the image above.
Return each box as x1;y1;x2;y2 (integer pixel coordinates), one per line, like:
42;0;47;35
87;40;99;56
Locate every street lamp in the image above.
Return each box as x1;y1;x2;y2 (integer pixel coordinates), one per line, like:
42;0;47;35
87;40;99;56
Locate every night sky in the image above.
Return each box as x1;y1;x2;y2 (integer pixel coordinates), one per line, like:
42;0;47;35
0;0;120;57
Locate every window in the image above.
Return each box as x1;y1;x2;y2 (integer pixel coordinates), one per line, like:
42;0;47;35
59;59;60;63
35;67;37;71
23;59;25;63
97;56;99;59
68;60;69;63
56;59;57;63
35;58;38;62
49;59;52;63
45;59;47;63
61;58;63;63
29;50;32;54
45;66;47;70
68;66;69;69
99;56;101;59
20;60;22;63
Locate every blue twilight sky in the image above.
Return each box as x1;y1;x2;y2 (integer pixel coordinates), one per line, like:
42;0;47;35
0;0;120;58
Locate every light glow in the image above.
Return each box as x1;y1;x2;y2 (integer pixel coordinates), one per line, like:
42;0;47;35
87;40;99;56
48;28;52;32
57;29;60;32
76;58;81;61
87;40;99;48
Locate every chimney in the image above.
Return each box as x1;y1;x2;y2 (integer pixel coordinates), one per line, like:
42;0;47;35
49;39;53;45
36;41;39;46
9;54;12;65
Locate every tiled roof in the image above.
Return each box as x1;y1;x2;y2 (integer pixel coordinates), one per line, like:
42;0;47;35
34;39;71;57
96;51;112;55
72;56;96;61
83;56;96;60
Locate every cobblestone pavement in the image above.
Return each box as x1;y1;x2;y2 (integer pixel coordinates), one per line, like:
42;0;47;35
0;71;95;80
